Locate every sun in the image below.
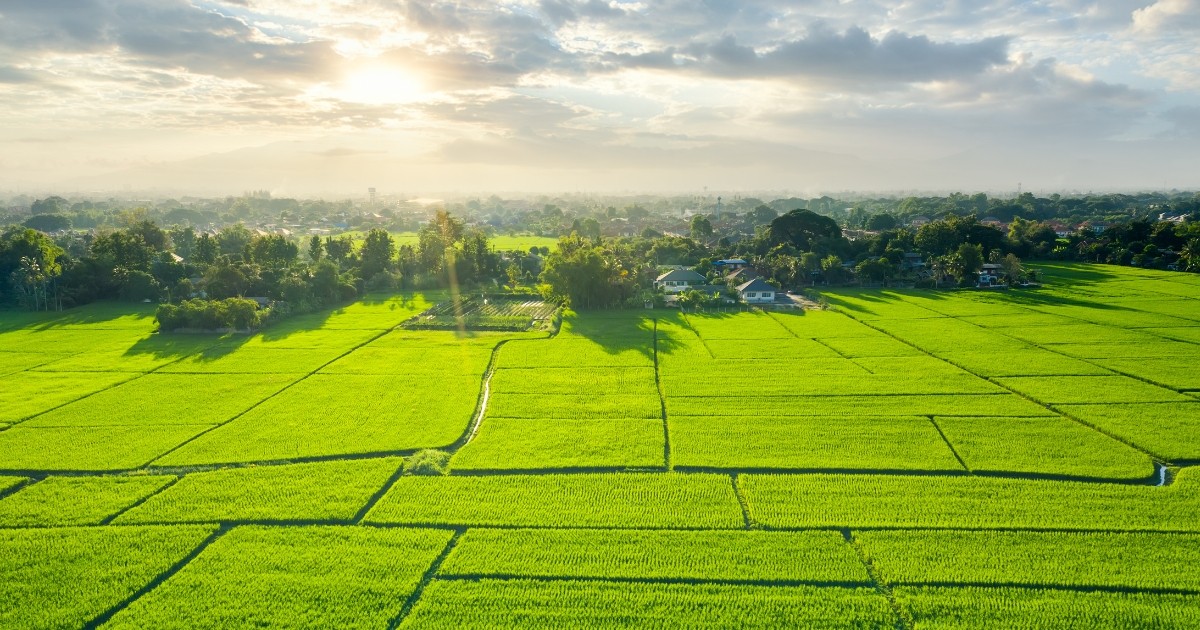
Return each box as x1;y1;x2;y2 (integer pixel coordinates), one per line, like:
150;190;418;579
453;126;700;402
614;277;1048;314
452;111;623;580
340;65;425;105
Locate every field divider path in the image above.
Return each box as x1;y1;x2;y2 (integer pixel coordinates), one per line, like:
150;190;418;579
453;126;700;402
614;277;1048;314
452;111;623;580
927;416;970;472
144;326;398;467
386;528;464;630
653;318;672;471
0;476;41;501
99;475;183;525
834;311;1166;479
449;339;511;451
842;528;913;630
678;312;716;359
730;473;756;529
83;524;231;629
353;461;407;524
433;573;874;588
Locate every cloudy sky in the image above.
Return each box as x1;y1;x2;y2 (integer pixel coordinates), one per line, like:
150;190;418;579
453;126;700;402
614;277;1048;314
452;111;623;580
1;0;1197;196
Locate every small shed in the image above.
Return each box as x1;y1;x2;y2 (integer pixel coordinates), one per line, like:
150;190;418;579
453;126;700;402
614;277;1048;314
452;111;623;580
736;278;777;304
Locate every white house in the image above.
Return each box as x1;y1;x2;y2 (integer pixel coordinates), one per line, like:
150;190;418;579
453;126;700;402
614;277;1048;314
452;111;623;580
655;269;707;293
736;278;777;304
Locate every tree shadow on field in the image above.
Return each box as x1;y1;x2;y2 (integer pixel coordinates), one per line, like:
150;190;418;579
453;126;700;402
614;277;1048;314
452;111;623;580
558;308;659;362
3;301;158;332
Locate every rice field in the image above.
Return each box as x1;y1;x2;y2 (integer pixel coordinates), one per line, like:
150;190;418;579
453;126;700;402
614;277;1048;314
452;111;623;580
1;263;1199;626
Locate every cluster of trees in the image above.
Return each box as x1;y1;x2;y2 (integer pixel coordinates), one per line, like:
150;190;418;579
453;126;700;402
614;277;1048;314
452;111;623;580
156;298;261;331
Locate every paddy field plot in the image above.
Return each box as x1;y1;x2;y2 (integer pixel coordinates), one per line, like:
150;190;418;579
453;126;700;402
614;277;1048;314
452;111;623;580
103;526;454;630
1;268;1199;626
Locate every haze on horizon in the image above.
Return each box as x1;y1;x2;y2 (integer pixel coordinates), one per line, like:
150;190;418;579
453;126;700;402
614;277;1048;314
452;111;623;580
1;0;1198;197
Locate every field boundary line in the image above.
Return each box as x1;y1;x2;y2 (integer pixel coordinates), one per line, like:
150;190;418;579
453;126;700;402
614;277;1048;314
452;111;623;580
677;312;716;359
730;473;756;529
838;314;1166;475
434;573;874;588
926;417;970;472
449;338;511;451
144;326;397;467
0;476;41;501
99;475;182;525
842;528;913;630
387;528;464;630
353;460;407;524
82;524;230;629
887;580;1200;597
653;319;672;471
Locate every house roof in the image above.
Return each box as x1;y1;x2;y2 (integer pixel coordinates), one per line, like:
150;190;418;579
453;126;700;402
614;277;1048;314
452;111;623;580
713;258;748;266
656;269;706;283
736;278;776;293
726;268;760;280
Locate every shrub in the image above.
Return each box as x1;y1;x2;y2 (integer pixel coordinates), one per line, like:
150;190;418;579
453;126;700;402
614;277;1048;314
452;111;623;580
403;450;451;476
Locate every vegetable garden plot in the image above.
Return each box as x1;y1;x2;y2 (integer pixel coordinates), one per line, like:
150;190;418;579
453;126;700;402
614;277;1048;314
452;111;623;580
319;344;495;376
934;416;1152;479
702;337;844;360
157;346;350;374
453;417;664;470
742;470;1200;531
403;580;897;630
937;350;1112;377
894;586;1200;630
103;526;454;630
499;338;654;368
487;392;662;420
365;473;745;528
0;424;214;471
768;310;882;338
404;295;558;331
670;415;962;471
489;367;658;396
0;371;137;424
1094;358;1200;390
117;458;401;524
996;375;1192;405
667;394;1052;418
0;525;216;630
0;475;175;526
1054;402;1200;461
440;529;870;583
366;328;524;347
857;530;1200;590
683;312;795;340
22;373;301;428
158;374;480;464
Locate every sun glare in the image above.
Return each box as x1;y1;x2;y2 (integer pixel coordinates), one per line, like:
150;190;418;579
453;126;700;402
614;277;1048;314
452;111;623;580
340;65;425;105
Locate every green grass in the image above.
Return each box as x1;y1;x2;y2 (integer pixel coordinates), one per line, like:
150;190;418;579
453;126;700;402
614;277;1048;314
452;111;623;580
934;416;1153;479
0;475;175;526
402;580;897;629
0;525;216;630
0;424;215;471
895;586;1200;629
103;526;454;629
22;373;300;427
1055;402;1200;461
439;529;870;583
365;473;744;528
116;458;400;524
858;530;1200;590
156;374;479;464
671;415;962;471
743;470;1200;530
453;418;664;470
